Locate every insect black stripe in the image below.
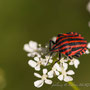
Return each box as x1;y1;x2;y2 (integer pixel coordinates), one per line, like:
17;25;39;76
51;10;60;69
56;35;83;43
65;47;83;56
55;38;84;48
53;41;86;50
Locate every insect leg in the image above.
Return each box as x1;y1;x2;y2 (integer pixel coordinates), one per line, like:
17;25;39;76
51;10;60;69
73;54;80;58
55;51;61;63
59;51;61;60
46;40;55;55
49;40;55;51
68;56;73;60
46;40;56;65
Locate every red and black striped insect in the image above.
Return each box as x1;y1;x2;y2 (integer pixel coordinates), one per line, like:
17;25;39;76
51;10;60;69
48;32;87;63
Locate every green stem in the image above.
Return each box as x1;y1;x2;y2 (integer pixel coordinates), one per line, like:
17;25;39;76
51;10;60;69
68;81;80;90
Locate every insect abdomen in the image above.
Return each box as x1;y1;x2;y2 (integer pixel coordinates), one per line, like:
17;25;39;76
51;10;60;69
52;34;87;56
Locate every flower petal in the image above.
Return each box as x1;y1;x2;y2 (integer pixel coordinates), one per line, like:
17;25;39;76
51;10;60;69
60;57;67;63
29;41;37;50
48;71;53;78
43;69;48;74
87;42;90;49
48;70;53;76
58;75;63;81
28;60;37;68
34;73;41;78
55;71;59;76
45;79;52;84
54;63;61;71
74;59;80;68
34;80;44;88
85;50;90;54
24;44;33;52
66;70;75;75
69;61;74;65
28;52;39;57
48;75;53;78
64;76;73;82
63;63;68;71
27;53;32;57
34;57;39;61
35;65;40;71
87;2;90;12
49;59;53;63
41;59;47;66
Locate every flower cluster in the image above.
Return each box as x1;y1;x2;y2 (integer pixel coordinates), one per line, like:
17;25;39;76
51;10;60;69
24;40;90;88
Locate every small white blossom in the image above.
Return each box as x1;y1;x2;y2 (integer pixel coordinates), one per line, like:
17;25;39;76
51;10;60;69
28;56;53;71
48;63;61;78
34;69;52;88
60;58;68;70
42;56;53;65
60;58;68;63
87;2;90;28
87;2;90;13
69;58;80;68
28;57;43;71
87;42;90;49
24;41;41;57
58;65;75;82
85;49;90;54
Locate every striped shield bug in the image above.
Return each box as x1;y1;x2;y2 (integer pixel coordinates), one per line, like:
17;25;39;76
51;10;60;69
48;32;87;63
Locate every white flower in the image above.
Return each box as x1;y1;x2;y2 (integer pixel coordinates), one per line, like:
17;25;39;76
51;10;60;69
60;58;68;70
28;56;53;71
48;63;61;78
58;65;75;82
60;58;68;63
87;42;90;49
85;49;90;54
48;58;68;78
34;69;52;88
24;41;38;52
28;57;43;71
41;56;53;66
87;2;90;13
69;58;80;68
24;41;41;57
45;56;53;63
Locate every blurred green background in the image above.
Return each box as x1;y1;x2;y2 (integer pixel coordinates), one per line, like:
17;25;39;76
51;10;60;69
0;0;90;90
